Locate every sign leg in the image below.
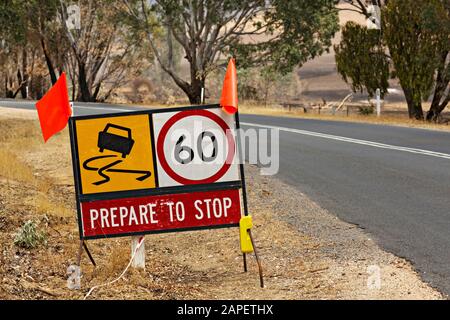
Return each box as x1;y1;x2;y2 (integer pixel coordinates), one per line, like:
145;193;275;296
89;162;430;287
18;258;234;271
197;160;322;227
243;253;248;272
77;240;84;266
131;236;145;269
83;241;96;267
248;230;264;288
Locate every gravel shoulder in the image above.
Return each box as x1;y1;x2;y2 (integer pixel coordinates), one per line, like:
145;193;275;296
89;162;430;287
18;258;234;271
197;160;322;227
0;106;443;299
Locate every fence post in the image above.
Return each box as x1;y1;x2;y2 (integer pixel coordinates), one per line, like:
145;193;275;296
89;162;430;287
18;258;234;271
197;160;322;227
131;236;145;269
376;88;381;117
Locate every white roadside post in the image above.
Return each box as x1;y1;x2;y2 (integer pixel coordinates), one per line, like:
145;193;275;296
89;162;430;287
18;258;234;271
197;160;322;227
131;236;145;269
368;6;382;117
376;88;381;117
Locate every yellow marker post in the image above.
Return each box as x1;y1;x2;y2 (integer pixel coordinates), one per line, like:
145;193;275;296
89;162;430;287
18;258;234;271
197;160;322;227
239;216;254;253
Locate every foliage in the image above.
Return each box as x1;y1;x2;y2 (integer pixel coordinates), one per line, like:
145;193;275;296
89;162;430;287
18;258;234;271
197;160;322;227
14;220;47;249
382;0;449;119
0;0;152;102
358;105;374;115
335;22;389;99
236;66;301;105
338;0;450;120
232;0;339;74
122;0;339;103
425;0;450;121
59;0;153;102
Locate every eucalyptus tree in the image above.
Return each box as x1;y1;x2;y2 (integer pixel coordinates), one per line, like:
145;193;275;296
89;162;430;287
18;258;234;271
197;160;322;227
122;0;339;104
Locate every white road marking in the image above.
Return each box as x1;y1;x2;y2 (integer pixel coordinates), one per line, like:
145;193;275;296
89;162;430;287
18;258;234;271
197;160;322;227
241;122;450;160
3;101;449;160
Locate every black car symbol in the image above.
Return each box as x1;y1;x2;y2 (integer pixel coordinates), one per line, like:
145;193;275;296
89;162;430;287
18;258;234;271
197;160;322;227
98;123;135;158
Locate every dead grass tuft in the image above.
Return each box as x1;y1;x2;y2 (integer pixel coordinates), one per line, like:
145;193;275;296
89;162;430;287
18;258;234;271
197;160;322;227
34;193;73;218
0;119;41;144
0;149;36;184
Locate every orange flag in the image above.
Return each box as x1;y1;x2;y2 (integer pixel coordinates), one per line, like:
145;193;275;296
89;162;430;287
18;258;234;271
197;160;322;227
35;72;72;142
220;58;238;114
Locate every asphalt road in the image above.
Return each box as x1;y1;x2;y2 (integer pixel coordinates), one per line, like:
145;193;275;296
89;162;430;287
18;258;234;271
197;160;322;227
2;99;450;296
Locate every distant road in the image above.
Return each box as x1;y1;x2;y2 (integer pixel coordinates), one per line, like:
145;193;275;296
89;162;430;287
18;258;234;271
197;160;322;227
2;98;450;296
0;99;140;115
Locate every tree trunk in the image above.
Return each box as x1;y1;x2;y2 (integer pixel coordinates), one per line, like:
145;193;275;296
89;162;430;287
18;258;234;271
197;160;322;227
20;48;28;99
4;74;7;97
78;62;93;102
412;101;424;120
186;77;204;104
92;83;102;102
5;74;14;98
71;76;76;101
16;69;25;99
404;87;424;120
426;51;449;121
426;93;449;122
426;94;445;121
41;38;58;85
187;88;202;104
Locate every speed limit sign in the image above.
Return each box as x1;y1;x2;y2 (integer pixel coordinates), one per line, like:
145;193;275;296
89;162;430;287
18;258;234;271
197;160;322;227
69;104;247;239
153;108;240;187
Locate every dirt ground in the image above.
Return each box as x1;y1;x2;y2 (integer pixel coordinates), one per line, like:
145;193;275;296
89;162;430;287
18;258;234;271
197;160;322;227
0;106;444;300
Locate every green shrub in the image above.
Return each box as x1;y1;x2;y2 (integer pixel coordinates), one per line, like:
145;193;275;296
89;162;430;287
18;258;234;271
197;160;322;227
334;22;389;99
358;106;375;115
14;220;47;249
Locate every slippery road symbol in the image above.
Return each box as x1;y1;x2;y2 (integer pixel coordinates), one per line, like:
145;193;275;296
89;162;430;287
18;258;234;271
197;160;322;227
82;123;152;186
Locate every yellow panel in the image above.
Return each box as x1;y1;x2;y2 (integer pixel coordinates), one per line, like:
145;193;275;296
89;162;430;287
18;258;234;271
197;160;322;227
75;114;156;194
239;215;254;253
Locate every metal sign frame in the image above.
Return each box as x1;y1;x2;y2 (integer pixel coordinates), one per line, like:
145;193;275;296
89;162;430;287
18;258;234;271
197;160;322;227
69;104;248;240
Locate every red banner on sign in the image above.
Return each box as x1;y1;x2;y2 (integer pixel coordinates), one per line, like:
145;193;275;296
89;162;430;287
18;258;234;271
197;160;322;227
80;189;242;238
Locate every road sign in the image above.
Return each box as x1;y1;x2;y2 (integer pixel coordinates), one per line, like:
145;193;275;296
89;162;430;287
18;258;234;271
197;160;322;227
153;108;239;187
69;105;247;240
80;189;242;238
74;114;156;195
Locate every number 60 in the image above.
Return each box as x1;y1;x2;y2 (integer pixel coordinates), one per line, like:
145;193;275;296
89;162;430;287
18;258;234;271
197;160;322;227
174;131;217;164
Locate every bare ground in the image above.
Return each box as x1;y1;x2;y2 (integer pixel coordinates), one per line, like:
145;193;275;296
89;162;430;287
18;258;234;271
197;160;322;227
0;106;444;300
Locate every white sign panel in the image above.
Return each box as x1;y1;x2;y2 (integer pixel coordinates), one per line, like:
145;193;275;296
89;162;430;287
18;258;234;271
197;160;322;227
152;108;239;187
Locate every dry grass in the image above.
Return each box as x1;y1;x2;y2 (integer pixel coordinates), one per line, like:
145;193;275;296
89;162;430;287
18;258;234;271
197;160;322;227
239;104;450;132
0;119;41;184
34;193;73;218
0;149;36;184
0;108;443;300
0;119;42;144
0;118;72;220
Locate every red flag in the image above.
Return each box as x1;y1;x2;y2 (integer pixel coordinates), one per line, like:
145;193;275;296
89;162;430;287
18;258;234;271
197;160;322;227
35;72;72;142
220;58;238;114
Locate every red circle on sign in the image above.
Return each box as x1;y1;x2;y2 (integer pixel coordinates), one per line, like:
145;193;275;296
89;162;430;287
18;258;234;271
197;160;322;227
156;109;236;185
